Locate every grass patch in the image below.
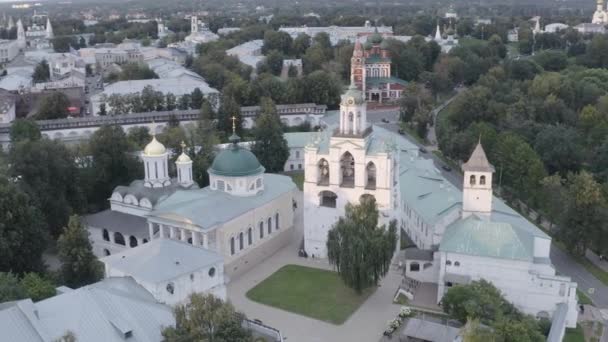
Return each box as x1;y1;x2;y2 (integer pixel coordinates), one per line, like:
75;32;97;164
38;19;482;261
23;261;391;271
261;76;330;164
564;325;585;342
393;292;409;305
284;172;304;191
246;264;374;325
577;289;593;305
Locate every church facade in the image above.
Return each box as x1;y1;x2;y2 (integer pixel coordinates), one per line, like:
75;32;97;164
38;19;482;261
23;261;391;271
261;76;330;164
303;83;579;330
593;0;608;24
350;32;408;103
87;129;297;299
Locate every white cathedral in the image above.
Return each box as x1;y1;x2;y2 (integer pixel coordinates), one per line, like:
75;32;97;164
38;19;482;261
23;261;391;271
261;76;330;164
303;80;579;330
86;129;297;305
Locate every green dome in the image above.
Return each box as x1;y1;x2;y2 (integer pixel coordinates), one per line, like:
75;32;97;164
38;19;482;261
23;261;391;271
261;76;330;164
209;141;264;177
380;39;390;49
363;41;372;50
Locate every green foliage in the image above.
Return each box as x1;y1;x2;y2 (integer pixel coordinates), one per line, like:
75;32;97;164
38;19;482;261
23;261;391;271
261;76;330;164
87;125;142;210
162;293;251;342
126;126;151;150
326;196;398;293
0;178;47;273
9;138;85;237
57;215;104;288
250;99;289;173
36;92;71;120
33;60;50;83
20;273;56;302
118;63;158;80
0;272;26;302
10;119;41;143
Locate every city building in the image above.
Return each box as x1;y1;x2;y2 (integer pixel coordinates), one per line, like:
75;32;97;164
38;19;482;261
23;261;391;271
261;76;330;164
575;22;606;34
226;39;265;70
240;103;326;129
90;74;219;115
281;59;303;79
302;83;579;333
184;16;219;44
350;32;408;103
279;21;393;46
0;94;15;123
593;0;608;24
86;130;297;279
507;29;519;42
0;39;19;62
283;132;310;172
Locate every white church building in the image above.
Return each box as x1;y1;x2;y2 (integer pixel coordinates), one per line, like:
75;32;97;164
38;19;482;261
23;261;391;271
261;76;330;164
303;80;579;330
86;129;297;304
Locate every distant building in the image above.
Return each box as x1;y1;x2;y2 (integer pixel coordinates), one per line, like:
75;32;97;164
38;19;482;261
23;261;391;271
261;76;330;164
283;132;309;172
544;23;569;33
184;16;219;44
0;39;19;63
218;27;241;36
507;29;519;42
575;22;606;34
593;0;608;24
226;39;265;70
279;21;392;46
351;30;408;103
0;94;15;123
281;58;303;79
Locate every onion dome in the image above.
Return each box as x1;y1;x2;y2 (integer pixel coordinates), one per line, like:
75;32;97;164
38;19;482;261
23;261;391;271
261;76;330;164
208;134;265;177
143;135;166;156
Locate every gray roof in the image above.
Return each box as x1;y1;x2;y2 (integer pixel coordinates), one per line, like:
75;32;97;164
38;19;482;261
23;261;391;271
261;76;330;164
113;178;199;206
102;239;223;283
84;209;149;238
404;247;434;261
0;277;174;342
149;174;296;230
462;142;494;172
284;132;313;148
401;318;461;342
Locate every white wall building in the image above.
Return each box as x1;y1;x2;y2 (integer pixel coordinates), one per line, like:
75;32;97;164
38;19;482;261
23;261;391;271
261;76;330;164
279;22;393;46
0;96;15;123
0;39;19;63
226;39;265;70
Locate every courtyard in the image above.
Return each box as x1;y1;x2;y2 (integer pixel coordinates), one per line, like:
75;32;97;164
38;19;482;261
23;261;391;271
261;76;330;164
246;264;374;324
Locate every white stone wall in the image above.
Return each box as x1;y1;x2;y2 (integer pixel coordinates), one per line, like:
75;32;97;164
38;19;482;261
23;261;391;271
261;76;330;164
89;225;148;258
438;252;578;327
104;261;226;305
462;170;493;217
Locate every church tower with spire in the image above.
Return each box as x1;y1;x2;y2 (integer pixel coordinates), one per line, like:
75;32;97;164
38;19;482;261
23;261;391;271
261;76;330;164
16;19;25;50
461;141;495;219
45;17;53;39
142;130;171;188
350;39;365;93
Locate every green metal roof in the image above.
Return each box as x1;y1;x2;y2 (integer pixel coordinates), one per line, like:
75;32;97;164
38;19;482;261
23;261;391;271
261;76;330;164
440;215;535;261
366;56;391;64
366;76;408;87
209;143;264;177
149;174;296;230
284;132;314;148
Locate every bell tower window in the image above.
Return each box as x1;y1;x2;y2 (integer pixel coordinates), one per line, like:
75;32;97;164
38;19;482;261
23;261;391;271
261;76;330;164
480;175;486;185
469;175;476;186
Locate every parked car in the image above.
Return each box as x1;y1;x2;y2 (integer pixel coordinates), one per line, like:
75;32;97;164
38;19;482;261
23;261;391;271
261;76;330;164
419;147;428;154
398;129;404;135
442;165;452;172
381;118;389;123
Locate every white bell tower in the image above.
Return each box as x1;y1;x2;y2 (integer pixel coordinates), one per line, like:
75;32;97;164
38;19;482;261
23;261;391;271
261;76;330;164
339;79;367;136
142;131;171;188
175;141;194;187
191;16;199;33
462;141;494;219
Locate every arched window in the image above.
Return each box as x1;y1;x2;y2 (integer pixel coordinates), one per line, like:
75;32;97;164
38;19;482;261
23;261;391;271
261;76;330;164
259;222;264;239
317;159;329;185
239;232;244;250
230;237;235;255
102;229;110;241
129;236;138;248
114;232;125;246
248;227;253;245
480;175;486;185
275;213;279;230
366;162;377;190
340;152;355;187
469;175;476;186
454;261;460;267
267;218;272;235
319;190;338;208
410;262;420;272
103;248;111;256
143;238;148;243
217;180;225;191
446;260;452;266
166;282;174;294
208;267;216;277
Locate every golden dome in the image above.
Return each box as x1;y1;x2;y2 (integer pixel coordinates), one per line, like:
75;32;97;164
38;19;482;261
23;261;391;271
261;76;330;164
143;136;166;156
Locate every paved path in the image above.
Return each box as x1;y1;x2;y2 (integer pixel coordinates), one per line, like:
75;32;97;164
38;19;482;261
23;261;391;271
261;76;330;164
227;191;404;342
587;249;608;273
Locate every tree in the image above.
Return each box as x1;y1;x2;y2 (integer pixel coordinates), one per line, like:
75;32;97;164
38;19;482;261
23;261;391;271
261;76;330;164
534;125;583;174
262;50;284;76
442;279;516;324
118;63;158;80
262;30;292;55
539;174;566;231
191;88;204;110
292;33;311;56
0;178;47;274
36;92;71;120
534;50;568;71
250;105;289;173
165;93;177;111
0;272;26;302
57;215;104;288
460;318;496;342
10;119;41;142
559;171;606;255
52;36;76;52
326;196;398;293
126;126;151;150
399;82;433;123
9;139;85;237
87;125;141;209
20;272;56;302
33;60;50;83
162;293;252;342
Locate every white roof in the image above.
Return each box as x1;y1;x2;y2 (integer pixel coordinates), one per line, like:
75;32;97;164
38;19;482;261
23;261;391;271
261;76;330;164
101;239;223;283
0;277;174;342
226;39;263;57
93;75;218;99
0;72;32;91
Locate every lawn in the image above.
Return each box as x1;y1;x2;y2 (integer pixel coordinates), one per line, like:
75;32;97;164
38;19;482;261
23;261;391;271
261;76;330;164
577;289;593;305
246;264;374;324
285;172;304;191
564;325;585;342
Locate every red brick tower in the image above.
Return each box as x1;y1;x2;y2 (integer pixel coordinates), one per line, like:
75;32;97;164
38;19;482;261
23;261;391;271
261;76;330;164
350;39;365;92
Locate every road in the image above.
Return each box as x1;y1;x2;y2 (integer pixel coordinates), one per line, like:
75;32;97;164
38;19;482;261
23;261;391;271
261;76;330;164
368;106;608;309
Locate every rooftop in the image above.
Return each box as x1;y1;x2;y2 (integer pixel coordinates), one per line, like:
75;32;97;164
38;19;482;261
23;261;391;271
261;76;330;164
84;209;149;238
92;75;218;98
101;239;223;283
